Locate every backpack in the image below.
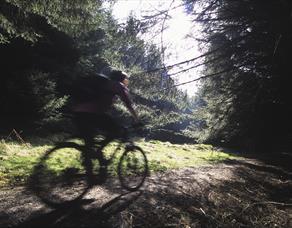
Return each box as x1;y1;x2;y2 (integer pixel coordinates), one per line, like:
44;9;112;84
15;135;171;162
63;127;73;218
70;74;110;103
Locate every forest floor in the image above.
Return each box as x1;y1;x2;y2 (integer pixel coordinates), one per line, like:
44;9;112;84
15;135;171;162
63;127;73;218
0;150;292;228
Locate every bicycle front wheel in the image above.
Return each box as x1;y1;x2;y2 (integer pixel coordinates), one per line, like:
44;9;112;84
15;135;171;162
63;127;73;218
28;142;90;207
118;146;148;191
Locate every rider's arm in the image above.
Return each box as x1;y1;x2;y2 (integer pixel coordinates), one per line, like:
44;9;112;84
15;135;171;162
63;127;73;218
116;83;139;122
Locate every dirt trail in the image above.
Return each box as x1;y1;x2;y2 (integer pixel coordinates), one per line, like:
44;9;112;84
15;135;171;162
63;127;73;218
1;157;292;227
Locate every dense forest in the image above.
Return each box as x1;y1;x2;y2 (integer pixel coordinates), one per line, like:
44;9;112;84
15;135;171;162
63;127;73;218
1;1;292;227
192;0;292;153
1;0;291;152
0;0;196;143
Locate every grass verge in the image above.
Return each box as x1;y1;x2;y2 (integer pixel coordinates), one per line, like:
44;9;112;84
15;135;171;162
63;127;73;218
0;138;236;187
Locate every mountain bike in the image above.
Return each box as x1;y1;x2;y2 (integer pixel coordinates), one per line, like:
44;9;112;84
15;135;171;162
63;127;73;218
28;126;148;207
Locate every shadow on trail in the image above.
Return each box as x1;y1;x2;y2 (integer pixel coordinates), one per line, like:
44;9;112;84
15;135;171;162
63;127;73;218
222;159;292;204
16;136;147;227
216;139;292;173
11;191;142;228
124;158;292;227
240;151;292;173
2;155;292;227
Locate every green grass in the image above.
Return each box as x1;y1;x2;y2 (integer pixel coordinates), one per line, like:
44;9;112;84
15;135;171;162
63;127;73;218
139;140;235;171
0;138;237;187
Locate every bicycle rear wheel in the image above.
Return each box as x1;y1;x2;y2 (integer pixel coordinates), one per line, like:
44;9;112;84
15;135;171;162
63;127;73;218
118;146;148;191
28;142;91;207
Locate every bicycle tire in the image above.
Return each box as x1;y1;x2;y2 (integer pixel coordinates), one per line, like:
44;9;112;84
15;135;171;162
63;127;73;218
28;142;92;207
118;146;148;191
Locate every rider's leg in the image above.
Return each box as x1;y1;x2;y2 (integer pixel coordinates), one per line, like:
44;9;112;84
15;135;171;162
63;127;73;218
73;113;96;183
95;113;125;147
94;113;125;166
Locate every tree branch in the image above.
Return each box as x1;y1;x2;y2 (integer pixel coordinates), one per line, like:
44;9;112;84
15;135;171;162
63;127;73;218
160;63;246;91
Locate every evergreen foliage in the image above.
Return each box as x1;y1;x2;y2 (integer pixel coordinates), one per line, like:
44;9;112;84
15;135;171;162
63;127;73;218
0;0;196;143
186;0;292;151
0;1;82;133
2;0;291;150
0;0;103;43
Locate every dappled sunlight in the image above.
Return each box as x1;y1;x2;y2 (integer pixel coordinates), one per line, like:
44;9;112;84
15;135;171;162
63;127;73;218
1;155;291;227
0;138;234;187
124;159;292;227
137;140;235;171
1;0;292;227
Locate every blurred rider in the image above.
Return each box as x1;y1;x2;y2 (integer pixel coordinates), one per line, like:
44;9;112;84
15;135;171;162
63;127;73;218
72;70;139;147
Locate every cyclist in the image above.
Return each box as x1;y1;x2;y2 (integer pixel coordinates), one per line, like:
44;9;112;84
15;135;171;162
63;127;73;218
71;70;139;158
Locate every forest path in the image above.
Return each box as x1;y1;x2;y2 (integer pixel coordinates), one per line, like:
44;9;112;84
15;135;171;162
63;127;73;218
1;156;292;227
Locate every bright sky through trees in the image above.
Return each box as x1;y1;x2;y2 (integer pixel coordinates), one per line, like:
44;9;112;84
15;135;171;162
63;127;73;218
111;0;203;96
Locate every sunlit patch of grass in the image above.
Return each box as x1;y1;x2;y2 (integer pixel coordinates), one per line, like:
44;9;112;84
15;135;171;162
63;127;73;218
0;141;51;185
135;140;236;172
0;138;237;187
41;148;85;174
